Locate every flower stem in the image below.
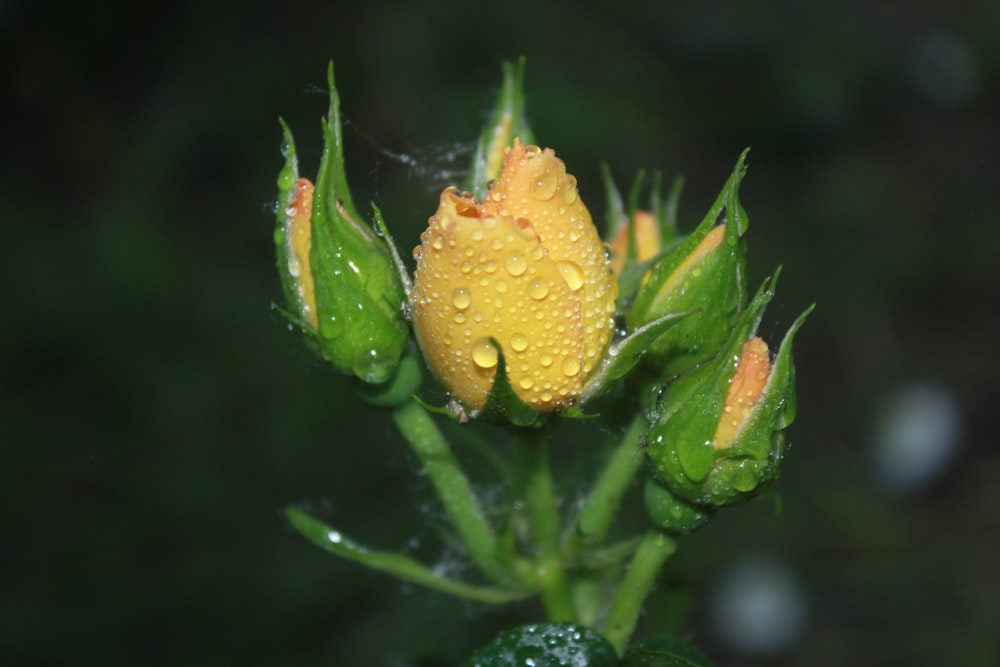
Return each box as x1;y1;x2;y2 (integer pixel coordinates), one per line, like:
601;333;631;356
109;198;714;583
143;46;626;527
514;429;576;622
602;530;676;654
392;400;513;587
575;412;648;544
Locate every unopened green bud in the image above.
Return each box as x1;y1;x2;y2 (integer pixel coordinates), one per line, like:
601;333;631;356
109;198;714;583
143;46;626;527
627;150;750;374
643;274;812;532
466;57;535;200
275;63;409;384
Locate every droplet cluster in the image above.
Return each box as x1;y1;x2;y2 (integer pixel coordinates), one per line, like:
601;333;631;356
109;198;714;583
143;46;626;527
411;140;617;411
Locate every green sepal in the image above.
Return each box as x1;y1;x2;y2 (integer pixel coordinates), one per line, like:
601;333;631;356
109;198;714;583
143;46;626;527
627;149;751;375
357;349;423;408
643;478;714;535
582;311;692;403
467;57;536;200
477;339;547;428
601;163;627;245
461;623;618;667
274;119;311;329
307;63;409;384
621;635;714;667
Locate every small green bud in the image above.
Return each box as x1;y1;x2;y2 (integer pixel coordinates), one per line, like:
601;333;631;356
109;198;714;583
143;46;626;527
627;150;751;374
643;274;812;531
466;57;535;200
275;64;409;384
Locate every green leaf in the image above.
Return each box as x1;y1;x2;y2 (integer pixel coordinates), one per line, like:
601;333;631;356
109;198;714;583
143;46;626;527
621;635;713;667
462;623;619;667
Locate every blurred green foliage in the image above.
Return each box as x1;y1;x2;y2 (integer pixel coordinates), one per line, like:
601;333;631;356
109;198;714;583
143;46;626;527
2;0;998;665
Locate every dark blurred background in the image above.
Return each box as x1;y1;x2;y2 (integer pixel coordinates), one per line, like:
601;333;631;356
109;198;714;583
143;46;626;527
3;0;998;665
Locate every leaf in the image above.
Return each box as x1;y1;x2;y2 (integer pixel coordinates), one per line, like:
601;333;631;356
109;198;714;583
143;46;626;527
462;623;619;667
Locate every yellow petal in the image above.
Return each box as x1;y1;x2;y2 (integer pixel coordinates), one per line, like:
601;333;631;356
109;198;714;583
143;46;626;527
481;140;617;369
713;337;771;449
287;178;318;330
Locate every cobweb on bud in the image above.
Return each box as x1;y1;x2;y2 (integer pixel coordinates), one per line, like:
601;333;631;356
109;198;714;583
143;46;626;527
343;116;477;194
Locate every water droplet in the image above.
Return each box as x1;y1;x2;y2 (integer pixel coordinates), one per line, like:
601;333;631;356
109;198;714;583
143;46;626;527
489;187;503;202
431;235;445;250
484;260;498;274
326;530;342;544
540;390;553;402
557;261;584;291
495;279;509;294
491;238;504;251
511;332;528;352
277;166;296;191
525;144;542;157
560;175;578;204
453;312;466;324
505;252;527;276
354;348;396;384
562;358;581;377
528;278;549;300
412;246;422;261
519;376;534;390
460;261;472;274
471;229;484;242
472;338;498;368
531;169;558;200
540;354;553;367
452;288;471;310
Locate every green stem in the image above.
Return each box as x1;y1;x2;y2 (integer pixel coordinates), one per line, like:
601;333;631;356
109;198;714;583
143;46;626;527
602;530;677;654
392;400;513;587
575;412;648;544
286;507;527;604
515;429;575;622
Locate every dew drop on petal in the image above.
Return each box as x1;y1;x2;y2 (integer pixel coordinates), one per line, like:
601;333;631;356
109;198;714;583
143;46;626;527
560;175;579;204
557;260;584;291
528;278;549;300
452;288;471;310
505;252;527;276
511;332;528;352
531;169;558;200
519;376;534;390
562;358;581;377
472;338;498;369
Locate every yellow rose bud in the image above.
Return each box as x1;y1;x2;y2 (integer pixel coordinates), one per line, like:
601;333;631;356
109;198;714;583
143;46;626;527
411;139;617;413
713;336;770;449
608;209;661;279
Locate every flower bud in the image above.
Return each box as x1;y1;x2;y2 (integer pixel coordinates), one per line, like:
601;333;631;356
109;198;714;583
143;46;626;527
467;58;535;200
643;274;812;531
411;140;618;414
275;64;409;384
627;151;750;374
608;210;661;279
